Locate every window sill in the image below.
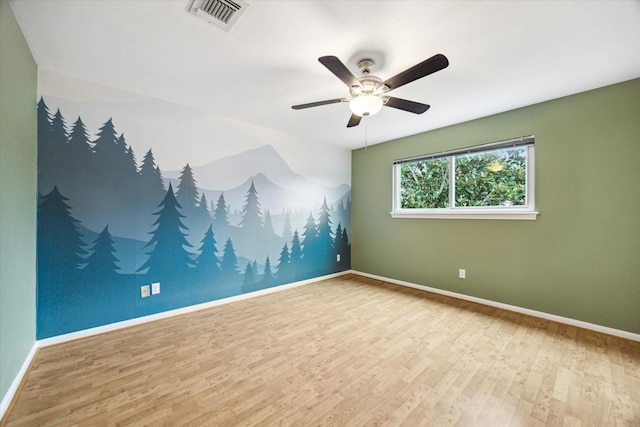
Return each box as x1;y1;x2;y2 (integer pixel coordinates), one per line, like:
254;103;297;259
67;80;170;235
390;209;539;220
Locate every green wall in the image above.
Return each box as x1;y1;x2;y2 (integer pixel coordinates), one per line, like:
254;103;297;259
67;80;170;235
0;0;37;407
352;79;640;334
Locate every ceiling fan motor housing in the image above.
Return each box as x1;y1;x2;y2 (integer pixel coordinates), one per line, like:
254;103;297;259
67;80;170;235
350;75;383;97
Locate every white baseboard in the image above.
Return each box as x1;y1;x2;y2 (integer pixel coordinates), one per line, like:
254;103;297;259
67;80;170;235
37;271;350;348
351;270;640;342
0;342;38;422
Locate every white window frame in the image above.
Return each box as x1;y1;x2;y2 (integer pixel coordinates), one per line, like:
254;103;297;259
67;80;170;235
391;136;538;220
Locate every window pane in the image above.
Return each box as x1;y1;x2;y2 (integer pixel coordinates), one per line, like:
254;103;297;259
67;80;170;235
454;147;526;207
400;158;449;208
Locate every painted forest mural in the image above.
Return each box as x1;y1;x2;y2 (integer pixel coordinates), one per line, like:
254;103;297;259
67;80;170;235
37;96;351;339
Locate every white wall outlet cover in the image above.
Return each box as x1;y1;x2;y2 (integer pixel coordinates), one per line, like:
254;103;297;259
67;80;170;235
151;282;160;295
459;269;466;279
141;285;150;298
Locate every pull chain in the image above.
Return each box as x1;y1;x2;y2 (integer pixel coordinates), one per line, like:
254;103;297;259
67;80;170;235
364;121;368;152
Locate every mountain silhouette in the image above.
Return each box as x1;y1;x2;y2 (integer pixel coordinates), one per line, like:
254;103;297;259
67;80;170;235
164;145;350;208
201;172;319;215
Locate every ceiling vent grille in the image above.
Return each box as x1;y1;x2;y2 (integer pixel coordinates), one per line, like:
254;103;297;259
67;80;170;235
188;0;248;32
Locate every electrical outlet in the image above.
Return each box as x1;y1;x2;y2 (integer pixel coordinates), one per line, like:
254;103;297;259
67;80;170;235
459;269;466;279
337;254;341;262
140;285;150;298
151;282;160;295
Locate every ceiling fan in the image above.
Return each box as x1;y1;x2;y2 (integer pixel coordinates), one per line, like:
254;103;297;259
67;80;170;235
292;53;449;128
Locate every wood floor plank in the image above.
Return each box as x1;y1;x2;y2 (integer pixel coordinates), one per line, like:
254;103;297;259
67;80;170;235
3;275;639;426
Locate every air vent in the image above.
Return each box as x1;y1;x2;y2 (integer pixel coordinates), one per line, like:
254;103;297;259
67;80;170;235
188;0;248;32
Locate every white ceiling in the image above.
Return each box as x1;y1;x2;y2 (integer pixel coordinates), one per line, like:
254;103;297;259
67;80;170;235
9;0;640;151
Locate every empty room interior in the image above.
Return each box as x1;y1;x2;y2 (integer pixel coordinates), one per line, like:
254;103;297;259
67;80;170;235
1;0;639;425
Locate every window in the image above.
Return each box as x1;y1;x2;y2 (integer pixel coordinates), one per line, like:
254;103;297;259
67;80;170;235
392;135;537;220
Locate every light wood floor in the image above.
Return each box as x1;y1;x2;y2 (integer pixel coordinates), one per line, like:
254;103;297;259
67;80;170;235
3;275;639;426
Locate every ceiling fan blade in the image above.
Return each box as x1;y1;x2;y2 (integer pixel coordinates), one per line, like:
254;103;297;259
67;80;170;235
384;97;431;114
319;56;362;89
382;54;449;92
347;114;362;128
292;98;346;110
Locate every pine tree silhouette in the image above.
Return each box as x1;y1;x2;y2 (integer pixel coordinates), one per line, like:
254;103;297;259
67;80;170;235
139;149;166;205
220;238;240;282
37;97;53;146
194;225;220;280
37;186;86;280
50;109;69;147
290;229;303;280
41;109;71;193
137;183;193;280
37;98;56;195
92;118;132;196
334;222;343;270
121;135;139;180
263;209;275;235
302;212;318;249
176;163;199;213
92;124;140;236
260;256;275;287
334;222;351;271
340;225;351;269
212;193;230;230
64;115;93;196
92;118;119;158
83;225;120;277
67;116;93;161
301;212;319;276
115;135;141;208
195;193;212;224
241;262;256;293
316;197;334;273
198;193;210;216
276;243;292;282
239;180;262;232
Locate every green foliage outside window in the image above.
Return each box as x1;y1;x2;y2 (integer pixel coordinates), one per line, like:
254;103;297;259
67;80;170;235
400;158;449;208
399;147;526;209
455;148;526;207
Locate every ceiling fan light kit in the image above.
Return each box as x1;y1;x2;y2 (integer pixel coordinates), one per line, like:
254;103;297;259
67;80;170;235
349;94;384;117
292;53;449;127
